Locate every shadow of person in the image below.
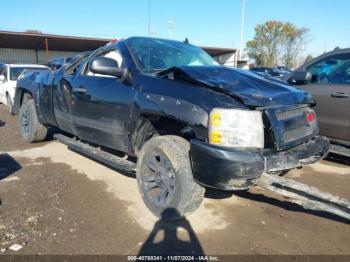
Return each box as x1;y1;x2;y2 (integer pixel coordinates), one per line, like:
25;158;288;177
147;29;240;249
0;153;22;181
138;208;205;256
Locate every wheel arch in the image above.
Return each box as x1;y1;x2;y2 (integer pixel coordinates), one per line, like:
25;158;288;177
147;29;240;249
130;113;207;156
13;87;33;115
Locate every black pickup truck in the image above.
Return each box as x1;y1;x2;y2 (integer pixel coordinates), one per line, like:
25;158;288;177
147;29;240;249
14;37;330;220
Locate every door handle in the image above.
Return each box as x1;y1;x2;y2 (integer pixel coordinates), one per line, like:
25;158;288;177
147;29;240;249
331;92;350;98
74;87;87;93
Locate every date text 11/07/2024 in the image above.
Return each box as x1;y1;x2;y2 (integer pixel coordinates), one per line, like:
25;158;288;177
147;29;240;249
127;255;219;261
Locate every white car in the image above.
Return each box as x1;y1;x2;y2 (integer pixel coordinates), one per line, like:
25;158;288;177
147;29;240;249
0;64;48;114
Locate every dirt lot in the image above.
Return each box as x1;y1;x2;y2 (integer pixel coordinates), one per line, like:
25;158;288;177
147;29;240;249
0;104;350;256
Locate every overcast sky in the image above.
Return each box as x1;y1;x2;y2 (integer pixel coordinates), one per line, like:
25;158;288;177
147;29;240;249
2;0;349;57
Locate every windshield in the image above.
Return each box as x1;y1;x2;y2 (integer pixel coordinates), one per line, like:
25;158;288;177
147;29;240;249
126;37;218;74
10;67;46;81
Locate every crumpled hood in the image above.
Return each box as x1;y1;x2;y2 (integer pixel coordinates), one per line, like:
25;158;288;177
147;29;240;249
169;65;315;107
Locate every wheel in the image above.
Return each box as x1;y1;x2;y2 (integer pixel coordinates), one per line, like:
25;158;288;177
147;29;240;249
136;135;205;220
19;97;47;143
6;94;14;115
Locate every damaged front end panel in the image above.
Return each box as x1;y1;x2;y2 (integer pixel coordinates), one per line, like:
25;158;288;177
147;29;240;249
190;136;329;191
158;65;315;108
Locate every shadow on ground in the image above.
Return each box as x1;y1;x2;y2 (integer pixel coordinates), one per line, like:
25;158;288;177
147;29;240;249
0;153;22;180
46;127;137;179
138;208;204;256
205;187;350;225
326;153;350;166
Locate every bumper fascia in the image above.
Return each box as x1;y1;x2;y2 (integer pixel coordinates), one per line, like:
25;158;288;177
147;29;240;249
190;136;329;190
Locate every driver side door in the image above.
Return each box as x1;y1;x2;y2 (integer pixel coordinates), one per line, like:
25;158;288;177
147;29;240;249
70;49;137;153
302;52;350;142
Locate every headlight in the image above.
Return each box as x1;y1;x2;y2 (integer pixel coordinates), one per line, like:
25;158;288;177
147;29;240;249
209;108;264;148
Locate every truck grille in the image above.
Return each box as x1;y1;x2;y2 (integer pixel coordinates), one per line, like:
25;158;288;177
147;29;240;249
276;108;304;121
265;106;319;151
283;125;314;143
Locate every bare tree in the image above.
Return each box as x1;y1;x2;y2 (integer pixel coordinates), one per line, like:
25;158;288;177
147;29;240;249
304;54;314;64
282;23;309;68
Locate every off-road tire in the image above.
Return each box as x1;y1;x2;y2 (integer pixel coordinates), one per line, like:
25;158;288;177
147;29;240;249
136;135;205;220
167;136;206;213
19;97;47;143
6;94;14;115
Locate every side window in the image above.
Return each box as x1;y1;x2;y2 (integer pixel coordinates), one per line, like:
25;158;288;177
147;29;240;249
1;66;8;81
83;49;123;77
64;55;89;75
306;53;350;85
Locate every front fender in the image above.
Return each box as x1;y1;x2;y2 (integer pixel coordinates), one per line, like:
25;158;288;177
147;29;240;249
134;92;209;141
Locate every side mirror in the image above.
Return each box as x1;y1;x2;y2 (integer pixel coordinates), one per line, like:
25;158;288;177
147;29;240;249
0;75;5;82
287;71;312;85
89;57;126;78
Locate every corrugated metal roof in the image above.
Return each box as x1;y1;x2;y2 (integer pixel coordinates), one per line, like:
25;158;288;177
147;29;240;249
0;31;110;52
0;31;236;56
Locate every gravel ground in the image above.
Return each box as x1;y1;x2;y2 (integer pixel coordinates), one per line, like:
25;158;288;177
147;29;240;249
0;104;350;256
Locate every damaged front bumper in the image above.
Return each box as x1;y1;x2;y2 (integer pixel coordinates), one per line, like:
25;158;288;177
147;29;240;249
190;136;330;190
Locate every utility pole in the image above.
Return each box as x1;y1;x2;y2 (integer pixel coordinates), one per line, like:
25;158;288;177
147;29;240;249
239;0;246;60
45;38;49;62
148;0;151;37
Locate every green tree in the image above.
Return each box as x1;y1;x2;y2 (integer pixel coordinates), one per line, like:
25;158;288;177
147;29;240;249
246;20;285;67
246;21;309;68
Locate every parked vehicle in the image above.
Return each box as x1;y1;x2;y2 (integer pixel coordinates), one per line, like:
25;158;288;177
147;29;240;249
250;67;289;79
14;37;330;220
288;48;350;157
48;57;73;70
0;64;48;114
276;66;292;73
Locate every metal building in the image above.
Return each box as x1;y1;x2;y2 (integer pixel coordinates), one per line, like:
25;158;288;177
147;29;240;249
0;31;109;64
0;30;241;66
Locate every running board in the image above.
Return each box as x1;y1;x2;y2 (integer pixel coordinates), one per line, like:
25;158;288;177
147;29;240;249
329;144;350;158
54;134;136;173
256;173;350;221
